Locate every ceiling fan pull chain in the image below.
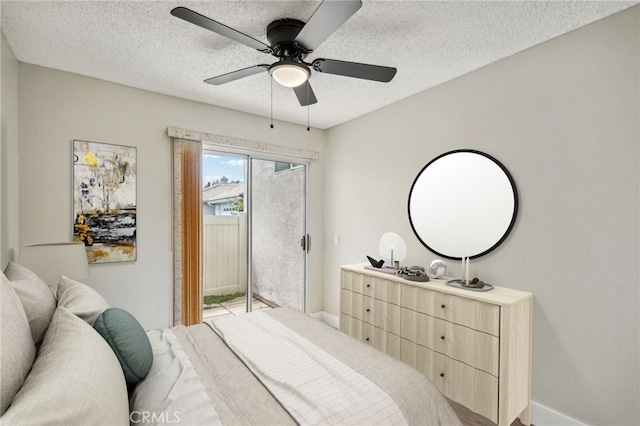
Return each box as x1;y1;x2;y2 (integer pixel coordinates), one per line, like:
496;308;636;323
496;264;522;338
306;83;310;131
270;77;274;129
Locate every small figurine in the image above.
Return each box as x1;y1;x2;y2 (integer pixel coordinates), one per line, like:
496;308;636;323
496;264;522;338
366;256;384;268
464;277;486;288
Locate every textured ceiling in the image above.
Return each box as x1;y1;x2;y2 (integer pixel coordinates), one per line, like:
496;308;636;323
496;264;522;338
1;1;637;129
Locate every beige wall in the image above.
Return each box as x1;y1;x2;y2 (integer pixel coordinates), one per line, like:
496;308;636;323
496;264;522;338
325;7;639;425
1;33;19;267
15;63;325;330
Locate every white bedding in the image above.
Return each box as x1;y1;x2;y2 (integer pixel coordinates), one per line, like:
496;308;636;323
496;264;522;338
129;329;221;426
131;308;461;426
207;312;408;426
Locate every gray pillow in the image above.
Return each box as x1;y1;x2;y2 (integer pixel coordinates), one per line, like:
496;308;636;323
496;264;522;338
4;262;56;347
57;275;109;325
0;273;36;415
1;307;129;424
94;308;153;386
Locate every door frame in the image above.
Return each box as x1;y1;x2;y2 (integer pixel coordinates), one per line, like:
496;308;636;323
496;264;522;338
170;127;319;326
203;146;309;316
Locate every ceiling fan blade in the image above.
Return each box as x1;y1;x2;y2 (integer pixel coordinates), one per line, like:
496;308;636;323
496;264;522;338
204;65;269;85
312;58;397;83
171;7;273;54
293;81;318;106
294;0;362;52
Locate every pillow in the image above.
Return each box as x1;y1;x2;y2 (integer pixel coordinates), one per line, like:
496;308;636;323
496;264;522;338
56;275;109;325
0;273;36;415
94;308;153;386
1;307;129;425
4;262;56;347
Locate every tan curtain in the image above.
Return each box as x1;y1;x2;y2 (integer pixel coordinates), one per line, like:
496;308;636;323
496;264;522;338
172;138;202;326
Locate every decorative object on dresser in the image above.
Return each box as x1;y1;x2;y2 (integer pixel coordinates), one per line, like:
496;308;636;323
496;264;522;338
428;259;447;279
446;277;494;292
378;232;407;267
407;150;518;260
18;242;90;288
73;139;137;264
395;266;429;282
366;255;384;268
340;263;532;426
447;256;495;291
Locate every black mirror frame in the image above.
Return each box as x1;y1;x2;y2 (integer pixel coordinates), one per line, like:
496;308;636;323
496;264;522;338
407;149;519;260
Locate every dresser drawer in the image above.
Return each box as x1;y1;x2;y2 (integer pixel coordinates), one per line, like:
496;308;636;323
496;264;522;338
341;314;400;359
340;313;362;339
340;289;363;320
362;323;400;359
434;293;500;336
363;296;401;335
400;307;434;347
400;338;433;376
401;285;435;313
340;288;351;314
342;270;401;304
432;316;499;376
340;269;357;292
432;351;498;423
400;338;498;423
402;285;499;336
363;276;401;304
400;308;498;375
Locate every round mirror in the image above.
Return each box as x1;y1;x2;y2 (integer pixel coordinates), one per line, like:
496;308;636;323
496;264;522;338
408;150;518;260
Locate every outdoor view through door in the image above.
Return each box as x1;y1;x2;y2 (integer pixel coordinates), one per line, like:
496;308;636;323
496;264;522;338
202;152;306;320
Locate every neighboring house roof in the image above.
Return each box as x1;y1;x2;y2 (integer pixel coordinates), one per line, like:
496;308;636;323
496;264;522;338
203;183;244;205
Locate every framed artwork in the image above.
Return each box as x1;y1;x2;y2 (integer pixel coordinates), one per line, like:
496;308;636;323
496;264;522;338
73;140;137;263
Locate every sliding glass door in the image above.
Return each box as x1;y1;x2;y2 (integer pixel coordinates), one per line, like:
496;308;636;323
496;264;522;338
250;159;306;312
202;151;306;319
202;153;249;318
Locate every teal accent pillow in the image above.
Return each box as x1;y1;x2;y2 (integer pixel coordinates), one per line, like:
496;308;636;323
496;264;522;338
93;308;153;386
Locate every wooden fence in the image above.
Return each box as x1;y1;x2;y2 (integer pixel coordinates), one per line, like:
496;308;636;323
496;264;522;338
203;214;247;297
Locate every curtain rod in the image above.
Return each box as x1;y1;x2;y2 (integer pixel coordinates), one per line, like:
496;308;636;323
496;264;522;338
167;127;320;161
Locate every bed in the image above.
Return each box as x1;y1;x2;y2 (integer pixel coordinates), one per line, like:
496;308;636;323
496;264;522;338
1;262;461;425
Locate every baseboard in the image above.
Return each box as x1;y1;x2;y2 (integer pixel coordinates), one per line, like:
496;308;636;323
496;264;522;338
310;311;340;329
531;400;586;426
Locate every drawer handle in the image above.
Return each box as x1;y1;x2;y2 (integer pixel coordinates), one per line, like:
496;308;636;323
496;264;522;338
440;335;445;340
441;304;446;309
367;284;371;288
366;337;370;341
366;308;370;312
440;373;445;378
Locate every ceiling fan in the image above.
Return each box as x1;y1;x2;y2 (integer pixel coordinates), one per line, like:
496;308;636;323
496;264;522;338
171;0;397;107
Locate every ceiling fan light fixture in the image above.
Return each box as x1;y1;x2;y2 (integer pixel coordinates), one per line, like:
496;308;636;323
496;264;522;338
269;62;310;88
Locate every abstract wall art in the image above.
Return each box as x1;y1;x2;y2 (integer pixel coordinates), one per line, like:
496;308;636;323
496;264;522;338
73;140;137;263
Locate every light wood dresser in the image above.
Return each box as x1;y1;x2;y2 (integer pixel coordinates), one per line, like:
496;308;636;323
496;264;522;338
340;263;532;426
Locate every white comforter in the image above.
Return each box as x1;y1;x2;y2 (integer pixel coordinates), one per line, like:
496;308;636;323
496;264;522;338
131;308;461;426
207;312;408;426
